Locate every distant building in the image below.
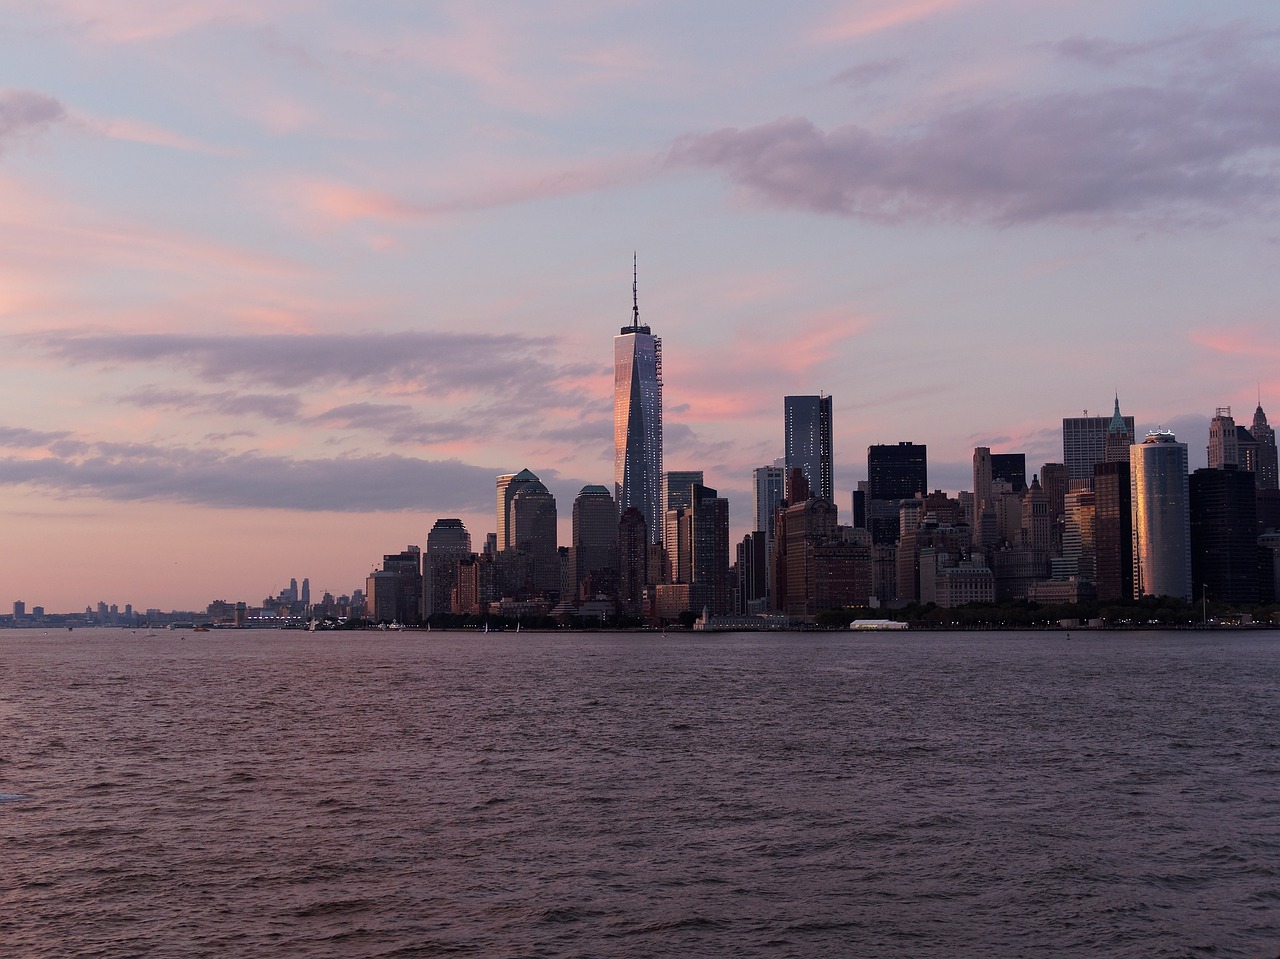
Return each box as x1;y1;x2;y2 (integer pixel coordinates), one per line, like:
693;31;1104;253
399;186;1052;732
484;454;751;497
508;473;558;598
1131;431;1191;601
571;486;618;602
1251;402;1278;491
1189;467;1258;604
866;442;927;545
1063;400;1135;487
426;518;472;617
617;507;649;616
614;258;663;544
784;395;834;503
1093;460;1133;601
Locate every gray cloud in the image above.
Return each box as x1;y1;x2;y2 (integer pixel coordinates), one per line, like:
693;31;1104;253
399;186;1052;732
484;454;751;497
0;88;65;149
124;387;303;422
25;330;593;393
832;58;905;87
0;431;500;512
670;40;1280;224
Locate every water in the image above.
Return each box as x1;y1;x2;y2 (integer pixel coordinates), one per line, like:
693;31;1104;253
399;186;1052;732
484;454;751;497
2;628;1277;958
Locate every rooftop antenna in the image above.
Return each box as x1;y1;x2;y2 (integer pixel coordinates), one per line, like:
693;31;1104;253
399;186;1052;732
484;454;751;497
632;251;640;327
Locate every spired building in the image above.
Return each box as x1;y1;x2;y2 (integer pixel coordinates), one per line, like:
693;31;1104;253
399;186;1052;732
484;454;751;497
1252;401;1278;490
784;395;834;503
1064;399;1135;487
614;258;663;545
1130;430;1192;602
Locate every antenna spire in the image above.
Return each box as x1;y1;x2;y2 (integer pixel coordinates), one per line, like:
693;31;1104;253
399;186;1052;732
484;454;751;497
632;252;640;326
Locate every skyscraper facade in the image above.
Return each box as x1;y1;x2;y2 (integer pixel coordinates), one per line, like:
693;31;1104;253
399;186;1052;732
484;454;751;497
425;518;472;617
508;474;558;597
1130;431;1191;602
1251;402;1278;491
1092;460;1133;601
614;261;663;545
570;485;618;601
784;395;833;503
1189;467;1258;604
866;442;927;545
1064;402;1135;486
1208;407;1239;470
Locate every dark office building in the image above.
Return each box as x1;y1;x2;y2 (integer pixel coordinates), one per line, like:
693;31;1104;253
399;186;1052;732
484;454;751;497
1190;466;1259;604
990;453;1026;493
1092;461;1132;602
866;443;927;545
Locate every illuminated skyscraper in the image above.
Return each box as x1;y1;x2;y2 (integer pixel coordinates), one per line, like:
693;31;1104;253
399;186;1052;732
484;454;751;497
614;258;663;544
1131;430;1191;602
784;395;833;503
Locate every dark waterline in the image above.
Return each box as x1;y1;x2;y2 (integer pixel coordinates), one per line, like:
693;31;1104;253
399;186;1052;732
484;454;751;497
2;629;1277;958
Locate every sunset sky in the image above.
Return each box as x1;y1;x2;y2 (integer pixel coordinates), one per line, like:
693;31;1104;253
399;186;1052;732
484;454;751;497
3;1;1278;612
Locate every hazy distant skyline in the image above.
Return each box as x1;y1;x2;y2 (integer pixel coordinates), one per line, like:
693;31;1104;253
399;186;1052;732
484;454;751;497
2;1;1278;610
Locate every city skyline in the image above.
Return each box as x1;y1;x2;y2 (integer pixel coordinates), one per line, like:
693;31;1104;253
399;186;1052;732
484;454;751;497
2;2;1279;610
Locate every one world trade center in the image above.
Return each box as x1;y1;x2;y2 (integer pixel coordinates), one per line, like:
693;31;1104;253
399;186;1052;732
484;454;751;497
614;258;663;544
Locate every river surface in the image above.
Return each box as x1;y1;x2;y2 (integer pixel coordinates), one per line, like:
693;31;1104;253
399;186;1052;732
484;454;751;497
1;628;1277;958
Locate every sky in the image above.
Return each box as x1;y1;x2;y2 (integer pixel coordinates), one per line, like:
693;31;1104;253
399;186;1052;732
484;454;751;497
2;0;1279;612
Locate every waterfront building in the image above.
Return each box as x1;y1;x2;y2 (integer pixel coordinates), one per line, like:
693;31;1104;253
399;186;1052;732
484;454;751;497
425;518;471;618
369;547;422;624
614;259;663;544
784;395;834;503
617;507;649;616
1093;460;1133;601
570;485;618;602
496;469;543;551
1189;467;1259;604
1130;431;1192;602
1064;402;1135;487
689;484;731;616
508;475;559;598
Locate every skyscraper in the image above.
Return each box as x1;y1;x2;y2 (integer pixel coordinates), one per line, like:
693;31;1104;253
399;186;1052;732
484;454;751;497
1251;401;1278;491
614;258;663;544
866;442;927;545
1092;460;1133;601
571;485;618;601
508;474;558;597
425;518;472;617
1208;407;1239;469
784;395;833;503
1189;467;1258;604
1064;401;1135;486
1131;430;1191;602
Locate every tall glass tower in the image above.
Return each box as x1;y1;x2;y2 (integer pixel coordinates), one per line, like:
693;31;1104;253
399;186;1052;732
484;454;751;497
614;258;663;544
1130;430;1191;601
784;395;833;503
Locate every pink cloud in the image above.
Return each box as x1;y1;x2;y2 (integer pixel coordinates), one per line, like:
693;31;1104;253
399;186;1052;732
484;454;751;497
1189;326;1280;358
814;0;976;42
283;153;657;228
36;0;289;44
85;115;239;156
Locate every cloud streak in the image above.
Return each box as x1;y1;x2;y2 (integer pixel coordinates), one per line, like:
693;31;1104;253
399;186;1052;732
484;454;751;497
22;329;594;396
0;429;500;513
670;49;1280;224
